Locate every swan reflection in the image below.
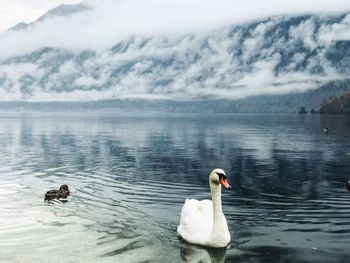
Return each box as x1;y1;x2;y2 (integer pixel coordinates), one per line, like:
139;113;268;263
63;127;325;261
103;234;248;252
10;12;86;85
180;242;227;263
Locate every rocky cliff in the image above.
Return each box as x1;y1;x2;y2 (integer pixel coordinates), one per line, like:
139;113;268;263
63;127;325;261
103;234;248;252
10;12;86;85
316;92;350;114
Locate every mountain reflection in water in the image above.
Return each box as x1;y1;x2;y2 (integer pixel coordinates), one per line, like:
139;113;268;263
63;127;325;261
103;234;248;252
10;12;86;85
0;112;349;263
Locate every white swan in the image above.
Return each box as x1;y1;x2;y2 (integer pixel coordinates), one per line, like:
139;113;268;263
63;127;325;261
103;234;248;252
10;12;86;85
177;168;231;248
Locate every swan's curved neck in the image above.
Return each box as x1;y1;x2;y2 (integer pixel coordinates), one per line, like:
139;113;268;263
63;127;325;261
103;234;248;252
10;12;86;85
210;182;224;237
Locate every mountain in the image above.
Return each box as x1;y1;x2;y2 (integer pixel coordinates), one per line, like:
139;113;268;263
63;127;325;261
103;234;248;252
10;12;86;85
315;92;350;114
9;22;29;32
1;2;350;112
8;3;91;32
36;3;91;22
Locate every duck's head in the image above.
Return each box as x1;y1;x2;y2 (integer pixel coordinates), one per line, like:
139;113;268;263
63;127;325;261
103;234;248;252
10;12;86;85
210;168;231;189
59;185;70;194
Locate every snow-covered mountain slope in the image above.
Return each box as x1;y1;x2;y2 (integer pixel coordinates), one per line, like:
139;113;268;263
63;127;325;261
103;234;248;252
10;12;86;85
0;1;350;102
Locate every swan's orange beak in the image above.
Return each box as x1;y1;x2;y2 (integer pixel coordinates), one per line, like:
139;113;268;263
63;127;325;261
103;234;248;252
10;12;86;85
220;177;231;189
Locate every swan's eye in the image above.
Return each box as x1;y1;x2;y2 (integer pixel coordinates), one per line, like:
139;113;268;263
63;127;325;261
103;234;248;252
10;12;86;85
217;173;226;179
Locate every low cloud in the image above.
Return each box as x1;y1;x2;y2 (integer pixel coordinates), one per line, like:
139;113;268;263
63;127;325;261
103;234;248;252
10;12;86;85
0;0;350;101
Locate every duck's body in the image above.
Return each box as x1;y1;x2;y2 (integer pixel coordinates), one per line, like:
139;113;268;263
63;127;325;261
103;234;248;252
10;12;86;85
177;169;231;248
346;181;350;192
45;185;70;201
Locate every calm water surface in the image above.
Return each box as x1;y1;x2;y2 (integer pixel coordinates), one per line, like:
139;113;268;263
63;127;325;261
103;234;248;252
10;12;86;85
0;112;349;263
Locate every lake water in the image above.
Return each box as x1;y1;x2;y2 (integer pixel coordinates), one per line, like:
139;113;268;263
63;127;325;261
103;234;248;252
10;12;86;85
0;112;349;263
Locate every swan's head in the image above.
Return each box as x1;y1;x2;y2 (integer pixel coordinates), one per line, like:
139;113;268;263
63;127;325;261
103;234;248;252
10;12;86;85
210;169;231;189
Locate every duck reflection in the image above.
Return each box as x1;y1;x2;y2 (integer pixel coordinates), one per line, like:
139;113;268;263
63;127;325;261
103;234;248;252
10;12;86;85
180;242;227;263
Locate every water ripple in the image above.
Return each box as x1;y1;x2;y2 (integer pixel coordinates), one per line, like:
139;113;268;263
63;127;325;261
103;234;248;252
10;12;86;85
0;113;350;262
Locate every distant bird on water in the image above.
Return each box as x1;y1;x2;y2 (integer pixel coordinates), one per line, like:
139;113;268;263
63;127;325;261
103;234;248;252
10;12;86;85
346;181;350;192
45;185;70;201
321;127;329;134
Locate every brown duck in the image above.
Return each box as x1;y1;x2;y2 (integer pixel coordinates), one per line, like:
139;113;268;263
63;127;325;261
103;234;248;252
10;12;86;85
45;185;70;201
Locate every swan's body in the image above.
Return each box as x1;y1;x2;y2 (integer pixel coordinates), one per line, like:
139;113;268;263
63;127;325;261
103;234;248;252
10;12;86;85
177;169;231;248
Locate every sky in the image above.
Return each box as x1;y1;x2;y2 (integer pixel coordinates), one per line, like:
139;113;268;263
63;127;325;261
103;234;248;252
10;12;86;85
1;0;350;33
0;0;81;32
1;0;350;57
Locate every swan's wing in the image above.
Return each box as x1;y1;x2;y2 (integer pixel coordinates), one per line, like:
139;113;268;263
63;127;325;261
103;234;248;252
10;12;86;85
222;213;231;243
177;199;213;245
197;200;212;217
